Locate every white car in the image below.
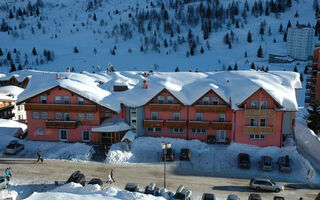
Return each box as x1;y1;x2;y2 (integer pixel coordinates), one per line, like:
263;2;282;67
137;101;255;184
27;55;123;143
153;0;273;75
5;140;24;155
0;176;9;190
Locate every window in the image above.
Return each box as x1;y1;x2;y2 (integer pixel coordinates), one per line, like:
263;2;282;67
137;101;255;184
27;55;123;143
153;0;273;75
40;96;47;104
250;118;258;126
202;97;209;105
104;111;113;119
212;97;219;105
82;130;90;142
54;96;62;104
147;127;162;133
64;113;70;121
249;134;265;140
77;97;84;105
167;96;174;104
55;112;62;120
63;96;70;104
37;128;45;136
195;113;203;121
87;113;94;120
218;113;226;122
173;112;180;121
216;130;226;141
41;112;48;119
78;113;85;120
260;118;267;127
261;101;268;109
151;112;158;120
169;128;184;133
191;129;207;134
59;129;68;141
250;101;259;109
32;112;40;119
157;95;164;104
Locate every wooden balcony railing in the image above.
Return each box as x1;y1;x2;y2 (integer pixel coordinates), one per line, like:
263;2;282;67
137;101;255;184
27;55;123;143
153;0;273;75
25;103;97;112
166;120;187;128
149;104;181;112
244;109;275;117
211;121;232;130
194;105;227;112
243;126;273;134
46;120;78;129
189;121;209;129
143;120;164;128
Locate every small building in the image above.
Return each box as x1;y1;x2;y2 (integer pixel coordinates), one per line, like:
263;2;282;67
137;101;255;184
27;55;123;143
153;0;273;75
0;85;25;121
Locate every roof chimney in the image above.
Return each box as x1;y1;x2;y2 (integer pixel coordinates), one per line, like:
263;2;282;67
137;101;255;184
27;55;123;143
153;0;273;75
142;80;148;89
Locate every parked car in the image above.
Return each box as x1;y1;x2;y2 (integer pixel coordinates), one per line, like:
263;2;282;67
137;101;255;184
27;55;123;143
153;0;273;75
248;193;261;200
66;171;86;186
315;192;320;200
201;193;216;200
249;178;284;192
179;148;191;161
4;140;24;155
274;196;285;200
260;155;273;171
172;184;192;200
238;153;250;169
162;148;175;161
227;194;240;200
0;176;9;190
14;129;28;139
277;155;292;173
144;183;160;196
88;178;103;186
125;183;139;192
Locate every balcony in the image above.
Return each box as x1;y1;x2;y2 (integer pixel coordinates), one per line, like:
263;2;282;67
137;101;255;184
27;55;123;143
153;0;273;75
211;121;232;130
244;109;275;117
166;120;187;128
143;120;164;128
25;103;97;112
306;77;317;84
306;83;315;89
243;126;273;134
194;105;227;112
189;121;209;129
149;104;180;112
46;120;78;129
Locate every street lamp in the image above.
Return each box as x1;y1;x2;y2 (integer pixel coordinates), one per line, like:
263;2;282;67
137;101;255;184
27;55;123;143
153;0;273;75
161;142;171;189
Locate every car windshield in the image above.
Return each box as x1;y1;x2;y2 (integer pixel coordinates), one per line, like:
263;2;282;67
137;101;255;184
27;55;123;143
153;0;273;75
270;181;276;185
6;144;15;149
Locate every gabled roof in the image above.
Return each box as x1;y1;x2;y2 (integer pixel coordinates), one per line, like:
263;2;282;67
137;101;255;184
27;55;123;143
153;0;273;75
146;88;184;105
191;89;230;106
238;87;282;108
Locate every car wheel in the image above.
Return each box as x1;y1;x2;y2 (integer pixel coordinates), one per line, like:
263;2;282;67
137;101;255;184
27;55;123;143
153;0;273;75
256;187;260;191
275;188;280;193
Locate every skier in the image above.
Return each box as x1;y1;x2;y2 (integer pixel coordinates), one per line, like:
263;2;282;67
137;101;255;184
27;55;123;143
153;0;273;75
37;148;44;163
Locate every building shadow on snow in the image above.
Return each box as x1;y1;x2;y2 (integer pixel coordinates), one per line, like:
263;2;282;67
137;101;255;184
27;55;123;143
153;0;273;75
285;183;320;190
212;186;273;193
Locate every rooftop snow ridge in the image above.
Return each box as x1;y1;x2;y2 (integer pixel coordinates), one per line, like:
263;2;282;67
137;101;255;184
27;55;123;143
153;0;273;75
16;70;301;112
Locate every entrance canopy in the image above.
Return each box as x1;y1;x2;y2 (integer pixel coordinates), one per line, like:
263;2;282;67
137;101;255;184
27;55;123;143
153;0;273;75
91;120;131;133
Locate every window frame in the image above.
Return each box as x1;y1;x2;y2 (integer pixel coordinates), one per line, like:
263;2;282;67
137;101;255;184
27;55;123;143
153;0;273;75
195;112;203;121
40;95;47;104
202;96;209;105
260;118;267;127
78;113;85;121
157;95;164;104
77;96;84;105
32;112;40;119
54;95;62;104
218;113;226;122
81;130;91;142
86;113;94;121
55;112;63;120
59;129;68;141
172;112;180;121
261;100;268;109
249;118;258;126
151;112;158;120
63;96;70;104
37;128;45;136
167;96;174;104
64;113;71;121
41;112;48;119
250;100;259;109
212;97;219;105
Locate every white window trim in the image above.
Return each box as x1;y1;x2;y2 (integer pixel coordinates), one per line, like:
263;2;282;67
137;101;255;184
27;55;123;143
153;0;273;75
212;97;220;105
157;95;164;104
202;96;209;105
218;113;226;122
59;129;68;141
81;130;91;142
37;128;45;136
167;96;174;104
261;100;268;109
250;100;259;109
151;112;158;120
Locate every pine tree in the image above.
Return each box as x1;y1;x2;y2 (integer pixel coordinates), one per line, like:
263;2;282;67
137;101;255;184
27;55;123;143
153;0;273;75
279;23;283;33
286;20;291;30
283;32;287;42
300;72;304;82
228;65;232;71
294;66;298;72
9;10;14;19
257;45;263;58
294;10;299;18
304;65;309;74
268;27;272;36
0;48;3;56
304;102;320;134
228;42;232;49
164;39;168;48
251;62;255;70
18;64;23;70
247;30;252;43
224;33;230;45
74;46;79;53
175;66;180;72
10;63;16;72
265;66;269;72
234;62;238;70
93;13;97;21
7;52;11;60
32;47;37;56
244;50;247;57
273;38;276;43
200;46;204;54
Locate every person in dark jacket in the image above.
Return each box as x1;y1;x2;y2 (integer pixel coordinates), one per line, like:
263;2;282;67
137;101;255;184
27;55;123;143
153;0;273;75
110;169;115;182
37;148;43;163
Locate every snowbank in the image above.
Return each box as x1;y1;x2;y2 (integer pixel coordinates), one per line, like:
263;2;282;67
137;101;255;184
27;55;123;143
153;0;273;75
25;183;166;200
106;137;320;184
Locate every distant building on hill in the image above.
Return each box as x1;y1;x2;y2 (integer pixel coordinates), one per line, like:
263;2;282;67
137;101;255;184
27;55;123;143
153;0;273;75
287;26;314;61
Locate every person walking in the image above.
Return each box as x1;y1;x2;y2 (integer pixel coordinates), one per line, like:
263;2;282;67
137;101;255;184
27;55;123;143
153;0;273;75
37;148;44;163
106;170;113;184
5;167;12;181
110;169;115;183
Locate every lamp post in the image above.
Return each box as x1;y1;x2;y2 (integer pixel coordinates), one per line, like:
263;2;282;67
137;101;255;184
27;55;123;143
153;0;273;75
161;142;171;189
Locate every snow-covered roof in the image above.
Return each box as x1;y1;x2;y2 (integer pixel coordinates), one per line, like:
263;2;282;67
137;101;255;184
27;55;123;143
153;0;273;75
121;131;135;142
17;70;301;112
91;120;131;132
0;119;27;132
0;85;24;100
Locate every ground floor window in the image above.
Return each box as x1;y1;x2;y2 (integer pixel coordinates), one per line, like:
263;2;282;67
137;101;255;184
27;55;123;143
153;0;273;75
249;134;265;140
216;130;226;141
168;128;184;134
147;127;162;133
82;130;90;142
191;129;207;134
37;128;45;136
59;129;68;141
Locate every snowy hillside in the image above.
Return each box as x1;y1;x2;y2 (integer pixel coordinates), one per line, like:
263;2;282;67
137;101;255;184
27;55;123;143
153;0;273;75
0;0;317;74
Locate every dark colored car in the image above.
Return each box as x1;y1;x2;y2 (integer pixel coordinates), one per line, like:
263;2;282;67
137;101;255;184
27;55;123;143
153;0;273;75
125;183;139;192
66;171;85;186
238;153;250;169
248;193;261;200
261;155;273;171
144;183;160;196
88;178;103;186
316;192;320;200
172;185;192;200
274;196;285;200
162;148;175;161
227;194;240;200
277;155;292;173
179;148;191;161
5;140;24;155
201;193;216;200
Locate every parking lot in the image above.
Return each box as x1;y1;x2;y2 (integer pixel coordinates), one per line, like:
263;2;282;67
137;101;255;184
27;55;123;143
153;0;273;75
0;158;319;199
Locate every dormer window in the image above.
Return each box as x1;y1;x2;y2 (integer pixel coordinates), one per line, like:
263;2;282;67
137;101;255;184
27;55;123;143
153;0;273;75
157;96;164;104
261;101;268;109
77;97;84;105
63;96;70;104
40;96;47;104
54;96;62;104
167;96;174;104
202;97;209;105
212;97;219;105
250;101;259;109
